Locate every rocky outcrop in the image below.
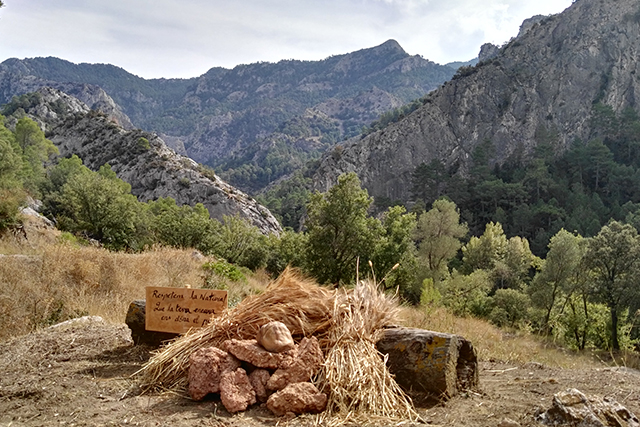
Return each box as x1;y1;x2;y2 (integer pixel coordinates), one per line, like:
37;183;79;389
16;87;281;234
537;388;640;427
313;0;640;203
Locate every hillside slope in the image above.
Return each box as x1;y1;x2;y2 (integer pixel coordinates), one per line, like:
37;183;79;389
0;40;456;192
312;0;640;202
10;87;281;234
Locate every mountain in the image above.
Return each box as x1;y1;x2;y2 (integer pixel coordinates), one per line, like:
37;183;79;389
312;0;640;202
0;40;456;192
6;87;281;234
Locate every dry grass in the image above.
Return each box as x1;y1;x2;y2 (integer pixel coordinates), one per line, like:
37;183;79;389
315;280;418;426
0;233;264;341
401;305;598;369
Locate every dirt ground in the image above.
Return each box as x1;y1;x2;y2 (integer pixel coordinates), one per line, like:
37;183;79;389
1;317;640;427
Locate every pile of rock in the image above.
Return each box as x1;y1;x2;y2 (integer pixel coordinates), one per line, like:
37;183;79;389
188;321;327;416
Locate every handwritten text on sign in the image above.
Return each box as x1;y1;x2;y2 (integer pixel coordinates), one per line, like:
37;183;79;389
145;287;228;334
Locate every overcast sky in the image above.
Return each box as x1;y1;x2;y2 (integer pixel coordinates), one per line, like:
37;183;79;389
0;0;573;79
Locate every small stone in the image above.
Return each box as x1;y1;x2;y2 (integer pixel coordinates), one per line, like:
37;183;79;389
498;418;521;427
249;369;271;402
224;339;296;369
220;368;257;413
188;346;241;401
267;382;327;416
267;337;324;391
257;321;295;353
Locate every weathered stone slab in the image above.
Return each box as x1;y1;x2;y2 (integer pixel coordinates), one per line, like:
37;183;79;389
376;327;478;399
125;300;178;346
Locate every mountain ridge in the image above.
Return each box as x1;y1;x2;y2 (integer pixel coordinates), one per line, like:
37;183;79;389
0;40;457;192
4;87;282;234
312;0;640;202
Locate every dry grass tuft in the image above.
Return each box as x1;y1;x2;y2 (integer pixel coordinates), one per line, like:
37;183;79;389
402;305;598;368
315;280;418;426
0;235;263;341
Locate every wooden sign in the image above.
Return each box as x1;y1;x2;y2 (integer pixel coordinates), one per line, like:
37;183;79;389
145;287;228;334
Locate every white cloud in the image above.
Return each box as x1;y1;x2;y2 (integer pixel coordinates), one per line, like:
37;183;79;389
0;0;573;78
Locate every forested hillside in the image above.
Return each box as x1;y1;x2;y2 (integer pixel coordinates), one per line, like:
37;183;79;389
0;40;456;192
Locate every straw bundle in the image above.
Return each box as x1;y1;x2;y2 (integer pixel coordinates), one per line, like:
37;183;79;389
314;280;419;426
136;267;418;425
136;268;334;392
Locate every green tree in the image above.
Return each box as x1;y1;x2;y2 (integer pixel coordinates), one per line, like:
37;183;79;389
584;221;640;350
52;163;146;250
266;229;309;276
214;215;269;270
461;222;508;273
147;197;218;252
371;205;419;301
305;173;381;285
529;229;585;333
414;199;468;282
14;117;58;194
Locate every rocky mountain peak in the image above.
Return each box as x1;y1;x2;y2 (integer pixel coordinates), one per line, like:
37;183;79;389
312;0;640;203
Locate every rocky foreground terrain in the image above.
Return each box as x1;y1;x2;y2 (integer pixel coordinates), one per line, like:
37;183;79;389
2;316;640;427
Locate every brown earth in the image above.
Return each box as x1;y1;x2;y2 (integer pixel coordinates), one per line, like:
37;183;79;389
1;317;640;427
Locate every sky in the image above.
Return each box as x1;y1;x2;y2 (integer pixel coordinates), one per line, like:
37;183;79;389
0;0;573;80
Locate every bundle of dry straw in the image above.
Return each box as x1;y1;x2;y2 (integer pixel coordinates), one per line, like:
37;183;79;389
136;267;417;424
314;279;418;425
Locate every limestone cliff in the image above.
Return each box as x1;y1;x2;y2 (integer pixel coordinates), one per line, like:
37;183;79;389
17;87;281;234
313;0;640;202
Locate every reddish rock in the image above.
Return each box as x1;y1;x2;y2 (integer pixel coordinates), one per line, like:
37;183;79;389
249;369;271;402
188;346;241;401
267;337;324;391
223;339;296;369
220;368;257;413
257;321;295;353
267;382;327;416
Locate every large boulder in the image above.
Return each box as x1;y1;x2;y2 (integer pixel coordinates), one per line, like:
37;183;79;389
267;337;324;391
220;368;257;413
376;328;478;399
537;388;640;427
266;382;327;416
188;346;241;400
